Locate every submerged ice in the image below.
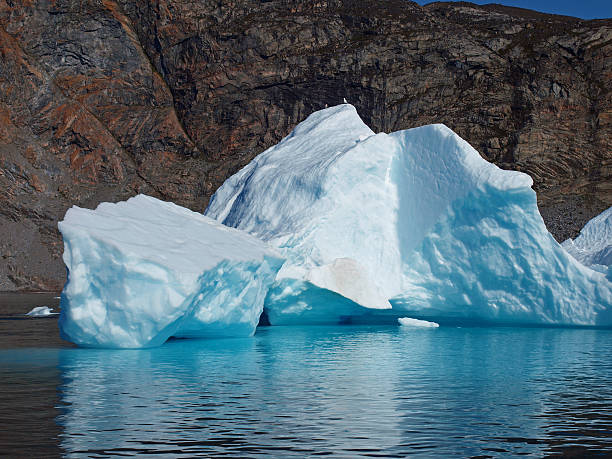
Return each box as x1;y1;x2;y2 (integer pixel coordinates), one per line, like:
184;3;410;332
58;195;283;348
207;104;611;326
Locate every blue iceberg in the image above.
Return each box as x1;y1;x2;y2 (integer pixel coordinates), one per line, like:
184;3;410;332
58;195;284;348
207;104;611;326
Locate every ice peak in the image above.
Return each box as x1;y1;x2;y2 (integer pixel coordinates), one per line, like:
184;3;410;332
288;103;373;141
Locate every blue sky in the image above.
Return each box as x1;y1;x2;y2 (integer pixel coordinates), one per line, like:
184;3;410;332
416;1;612;20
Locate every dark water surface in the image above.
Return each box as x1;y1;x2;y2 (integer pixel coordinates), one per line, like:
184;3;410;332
1;294;611;457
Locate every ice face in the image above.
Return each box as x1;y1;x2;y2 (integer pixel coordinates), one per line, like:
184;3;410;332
207;104;611;326
58;195;284;348
562;207;612;279
392;185;611;325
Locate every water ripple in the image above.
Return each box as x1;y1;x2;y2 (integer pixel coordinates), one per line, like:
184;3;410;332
1;322;611;457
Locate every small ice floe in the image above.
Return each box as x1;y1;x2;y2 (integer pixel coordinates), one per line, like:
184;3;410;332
398;317;439;328
26;306;58;317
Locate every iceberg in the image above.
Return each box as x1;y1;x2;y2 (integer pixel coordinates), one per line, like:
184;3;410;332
26;306;58;317
58;195;284;348
562;207;612;279
206;104;611;326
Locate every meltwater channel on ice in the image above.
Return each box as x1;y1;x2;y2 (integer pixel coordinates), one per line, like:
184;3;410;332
57;104;612;348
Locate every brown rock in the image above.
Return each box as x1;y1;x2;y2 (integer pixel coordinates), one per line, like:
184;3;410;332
0;0;610;290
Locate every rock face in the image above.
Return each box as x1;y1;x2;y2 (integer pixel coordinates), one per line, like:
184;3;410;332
0;0;610;291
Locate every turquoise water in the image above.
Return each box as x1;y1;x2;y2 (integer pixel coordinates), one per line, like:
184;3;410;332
2;305;612;457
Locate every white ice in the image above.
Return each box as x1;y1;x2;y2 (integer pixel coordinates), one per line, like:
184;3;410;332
562;206;612;279
398;317;439;328
207;104;611;326
58;195;284;348
26;306;57;317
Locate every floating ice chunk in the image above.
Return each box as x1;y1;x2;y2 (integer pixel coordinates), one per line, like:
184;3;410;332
58;195;284;348
398;317;439;328
26;306;58;317
207;104;611;326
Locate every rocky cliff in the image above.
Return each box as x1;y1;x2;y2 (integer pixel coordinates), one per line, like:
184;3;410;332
0;0;610;291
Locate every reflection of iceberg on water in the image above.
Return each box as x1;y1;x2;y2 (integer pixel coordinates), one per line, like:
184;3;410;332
56;343;260;455
207;104;611;327
55;328;402;455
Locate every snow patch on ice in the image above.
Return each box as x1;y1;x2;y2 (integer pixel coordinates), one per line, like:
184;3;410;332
306;258;391;310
